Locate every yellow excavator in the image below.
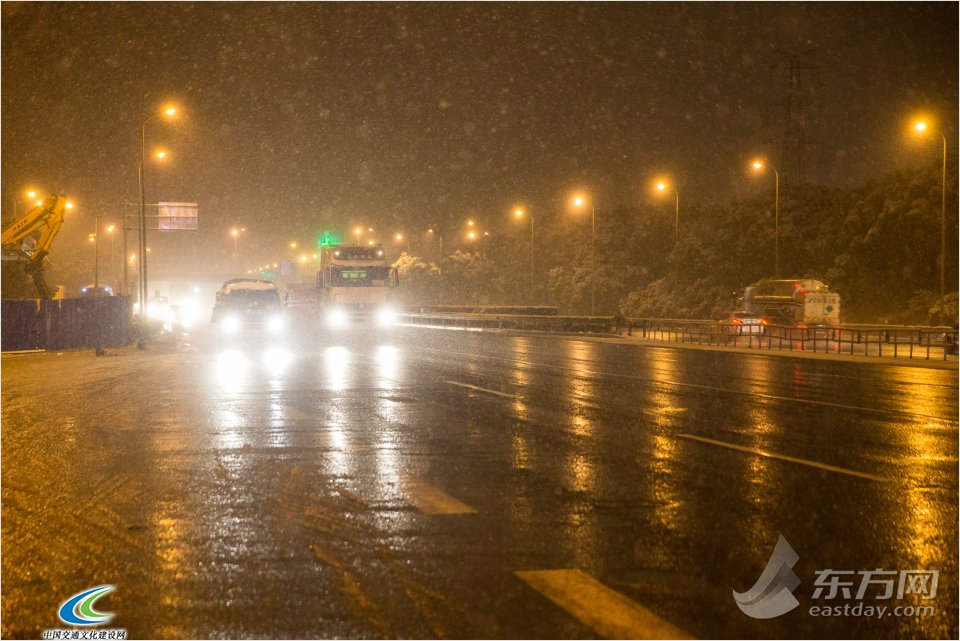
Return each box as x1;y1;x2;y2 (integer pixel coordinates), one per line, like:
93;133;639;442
1;194;67;299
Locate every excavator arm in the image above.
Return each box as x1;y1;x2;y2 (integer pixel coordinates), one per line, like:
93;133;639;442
1;194;67;299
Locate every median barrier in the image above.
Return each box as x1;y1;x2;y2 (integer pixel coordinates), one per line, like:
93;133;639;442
399;312;956;362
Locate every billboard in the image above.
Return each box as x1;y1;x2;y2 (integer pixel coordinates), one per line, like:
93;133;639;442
158;202;199;231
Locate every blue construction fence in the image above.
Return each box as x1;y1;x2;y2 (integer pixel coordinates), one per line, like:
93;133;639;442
1;296;131;351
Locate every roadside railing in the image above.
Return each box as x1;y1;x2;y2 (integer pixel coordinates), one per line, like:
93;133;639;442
398;312;958;362
622;318;957;361
399;312;617;334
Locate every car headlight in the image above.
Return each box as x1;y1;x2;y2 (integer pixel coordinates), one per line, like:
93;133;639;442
179;303;199;328
221;315;241;334
376;306;396;327
327;308;348;329
267;315;285;334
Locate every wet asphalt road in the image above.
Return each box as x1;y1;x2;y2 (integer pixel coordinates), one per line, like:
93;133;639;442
2;326;957;639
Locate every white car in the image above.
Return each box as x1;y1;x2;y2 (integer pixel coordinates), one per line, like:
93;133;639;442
212;279;286;336
723;311;767;335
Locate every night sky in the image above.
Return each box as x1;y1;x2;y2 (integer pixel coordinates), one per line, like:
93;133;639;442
2;2;956;276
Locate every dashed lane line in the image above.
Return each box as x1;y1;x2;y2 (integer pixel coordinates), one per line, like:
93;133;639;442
422;346;955;424
336;486;370;508
285;407;312;422
444;380;516;399
403;476;477;515
676;433;892;482
515;569;694;640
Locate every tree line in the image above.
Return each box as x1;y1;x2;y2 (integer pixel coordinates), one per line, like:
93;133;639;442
394;160;958;325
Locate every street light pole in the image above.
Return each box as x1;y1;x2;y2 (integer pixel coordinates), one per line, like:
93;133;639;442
911;120;949;326
751;161;780;278
939;132;946;326
572;195;597;315
591;205;596;316
529;213;535;305
514;208;536;305
428;226;444;303
673;190;680;246
655;181;679;246
107;225;116;288
138;121;147;314
94;213;100;289
136;105;177;315
774;167;780;279
122;203;130;296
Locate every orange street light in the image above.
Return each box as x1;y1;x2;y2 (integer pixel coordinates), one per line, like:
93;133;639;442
654;179;680;245
911;115;948;325
571;192;597;315
139;102;183;317
751;159;780;278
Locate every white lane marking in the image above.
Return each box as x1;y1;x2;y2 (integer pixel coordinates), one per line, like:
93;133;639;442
676;433;891;482
422;346;955;424
515;569;693;640
403;477;477;515
398;323;482;332
285;407;311;422
336;486;369;508
445;380;515;399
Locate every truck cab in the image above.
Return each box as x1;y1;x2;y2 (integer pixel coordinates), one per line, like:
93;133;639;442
318;245;399;329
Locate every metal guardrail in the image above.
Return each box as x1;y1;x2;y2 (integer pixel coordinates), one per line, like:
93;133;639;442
399;313;958;362
621;318;958;362
399;312;617;334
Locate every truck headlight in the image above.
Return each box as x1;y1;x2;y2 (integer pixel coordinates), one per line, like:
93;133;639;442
267;315;285;334
327;308;348;329
376;306;396;327
221;315;240;334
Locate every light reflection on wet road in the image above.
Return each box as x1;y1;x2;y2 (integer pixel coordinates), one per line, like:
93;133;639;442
2;327;957;639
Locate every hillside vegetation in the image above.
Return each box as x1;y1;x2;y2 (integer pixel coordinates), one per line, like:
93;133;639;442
396;160;957;325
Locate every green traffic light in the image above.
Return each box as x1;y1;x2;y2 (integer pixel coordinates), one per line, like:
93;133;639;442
317;231;342;247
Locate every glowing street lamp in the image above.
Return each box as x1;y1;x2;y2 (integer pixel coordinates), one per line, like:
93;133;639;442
655;179;680;246
751;159;780;278
394;232;410;252
427;227;443;257
11;189;41;219
230;227;246;253
911;116;948;326
571;193;597;315
354;227;363;245
138;102;180;316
